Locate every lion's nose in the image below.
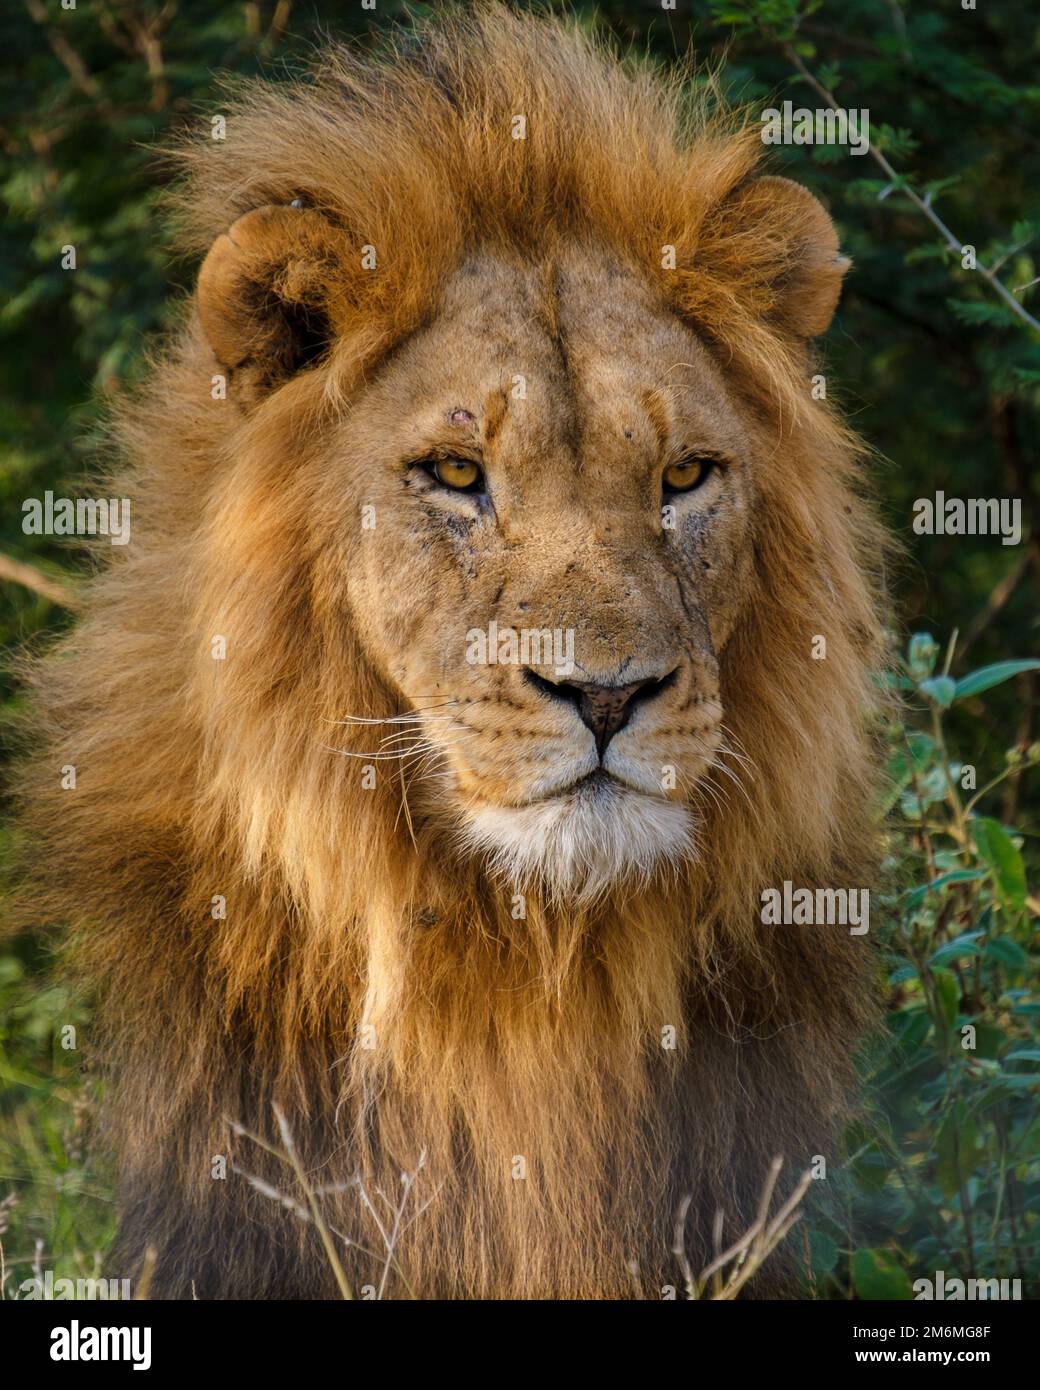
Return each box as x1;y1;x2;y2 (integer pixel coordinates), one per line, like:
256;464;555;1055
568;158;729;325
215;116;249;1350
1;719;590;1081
524;669;676;759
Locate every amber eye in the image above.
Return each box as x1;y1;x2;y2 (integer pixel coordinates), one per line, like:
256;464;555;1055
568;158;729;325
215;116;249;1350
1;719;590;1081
662;456;713;494
427;458;484;492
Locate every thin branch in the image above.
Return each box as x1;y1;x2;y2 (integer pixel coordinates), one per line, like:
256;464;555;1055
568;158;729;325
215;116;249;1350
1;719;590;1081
131;1247;157;1300
263;0;293;54
272;1105;353;1300
0;552;81;610
117;0;178;112
24;0;114;116
958;549;1031;660
782;44;1040;335
676;1159;814;1299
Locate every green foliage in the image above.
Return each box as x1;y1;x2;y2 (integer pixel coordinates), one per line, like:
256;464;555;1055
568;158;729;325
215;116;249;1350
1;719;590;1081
0;914;112;1295
1;0;1038;1299
804;634;1040;1299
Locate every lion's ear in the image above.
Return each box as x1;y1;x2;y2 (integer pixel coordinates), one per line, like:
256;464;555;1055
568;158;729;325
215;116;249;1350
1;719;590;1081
725;176;850;340
196;204;345;396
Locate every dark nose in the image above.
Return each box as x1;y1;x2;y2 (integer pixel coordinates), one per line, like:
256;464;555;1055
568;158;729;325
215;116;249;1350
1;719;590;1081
524;669;676;758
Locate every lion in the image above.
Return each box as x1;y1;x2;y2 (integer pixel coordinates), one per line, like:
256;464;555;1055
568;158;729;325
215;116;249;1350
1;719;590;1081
14;5;887;1299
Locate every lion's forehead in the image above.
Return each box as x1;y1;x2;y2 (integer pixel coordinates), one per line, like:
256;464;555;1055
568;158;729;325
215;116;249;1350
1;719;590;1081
378;244;753;485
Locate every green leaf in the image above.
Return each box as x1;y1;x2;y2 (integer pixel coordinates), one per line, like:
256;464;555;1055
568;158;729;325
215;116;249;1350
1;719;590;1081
922;175;962;201
934;970;961;1026
907;632;939;680
971;1024;1008;1060
809;1229;839;1275
955;660;1040;701
985;937;1028;969
947;298;1019;328
973;818;1027;912
883;731;937;813
852;1149;893;1193
935;1101;983;1196
888;963;919;985
919;675;956;708
851;1249;913;1300
930;931;985;967
890;1008;932;1051
904;870;983;909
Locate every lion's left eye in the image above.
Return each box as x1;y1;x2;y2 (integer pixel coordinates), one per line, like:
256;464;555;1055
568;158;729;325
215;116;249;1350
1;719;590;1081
663;457;714;494
425;458;484;492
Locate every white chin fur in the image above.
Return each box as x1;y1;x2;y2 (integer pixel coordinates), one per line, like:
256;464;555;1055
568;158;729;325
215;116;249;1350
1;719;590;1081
456;777;695;906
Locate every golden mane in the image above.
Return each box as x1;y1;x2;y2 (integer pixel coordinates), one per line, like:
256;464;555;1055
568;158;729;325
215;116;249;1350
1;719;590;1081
14;4;887;1298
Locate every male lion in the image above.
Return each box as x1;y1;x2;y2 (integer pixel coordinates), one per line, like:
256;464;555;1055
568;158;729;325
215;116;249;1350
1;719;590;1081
17;6;886;1298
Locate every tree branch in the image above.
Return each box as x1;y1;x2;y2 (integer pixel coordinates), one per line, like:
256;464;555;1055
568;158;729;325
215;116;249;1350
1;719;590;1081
782;44;1040;335
24;0;114;117
958;549;1031;661
0;552;81;610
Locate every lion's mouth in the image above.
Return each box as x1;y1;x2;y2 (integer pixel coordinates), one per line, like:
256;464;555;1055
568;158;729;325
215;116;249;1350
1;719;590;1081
512;766;633;808
455;767;697;902
525;764;666;806
546;767;618;801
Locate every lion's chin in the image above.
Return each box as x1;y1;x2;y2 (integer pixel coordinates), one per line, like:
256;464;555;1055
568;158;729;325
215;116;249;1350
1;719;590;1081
455;772;696;907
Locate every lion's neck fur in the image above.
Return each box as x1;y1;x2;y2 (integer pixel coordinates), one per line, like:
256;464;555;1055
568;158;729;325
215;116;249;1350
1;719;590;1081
155;800;873;1298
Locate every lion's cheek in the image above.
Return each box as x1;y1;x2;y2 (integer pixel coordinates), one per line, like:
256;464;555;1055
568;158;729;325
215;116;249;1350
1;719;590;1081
672;503;755;654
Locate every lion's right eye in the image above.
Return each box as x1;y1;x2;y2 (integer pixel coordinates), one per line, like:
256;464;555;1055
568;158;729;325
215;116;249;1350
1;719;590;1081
423;458;484;492
663;456;714;494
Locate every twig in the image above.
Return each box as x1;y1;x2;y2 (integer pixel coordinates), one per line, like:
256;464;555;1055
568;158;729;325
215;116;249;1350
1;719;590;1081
959;550;1031;659
263;0;293;54
0;552;81;610
671;1194;696;1297
132;1247;157;1300
677;1158;814;1299
782;44;1040;335
272;1105;353;1300
24;0;114;116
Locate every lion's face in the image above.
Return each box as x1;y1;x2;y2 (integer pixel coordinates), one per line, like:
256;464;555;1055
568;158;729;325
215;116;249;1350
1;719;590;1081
326;245;756;899
197;152;849;905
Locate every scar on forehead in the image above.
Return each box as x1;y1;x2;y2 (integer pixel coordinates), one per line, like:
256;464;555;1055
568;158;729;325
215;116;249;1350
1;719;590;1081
482;389;509;446
447;406;475;427
641;387;671;454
